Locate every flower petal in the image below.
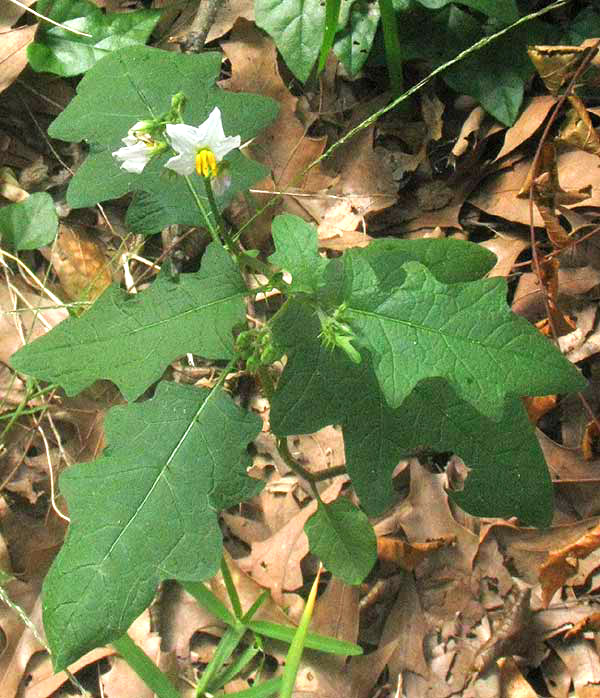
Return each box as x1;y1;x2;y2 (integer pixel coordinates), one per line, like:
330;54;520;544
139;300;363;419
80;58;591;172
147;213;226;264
113;140;153;174
164;152;195;176
211;135;241;161
165;123;203;154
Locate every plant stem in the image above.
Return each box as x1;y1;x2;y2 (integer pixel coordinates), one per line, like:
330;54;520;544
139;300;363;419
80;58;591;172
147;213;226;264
378;0;404;97
277;437;344;499
183;175;220;246
112;633;180;698
203;176;228;242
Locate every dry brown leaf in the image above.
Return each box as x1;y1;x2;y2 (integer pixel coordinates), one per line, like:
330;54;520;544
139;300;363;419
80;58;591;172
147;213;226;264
538;430;600;481
480;233;528;278
470;150;600;227
0;579;44;698
565;612;600;640
528;45;591;95
481;518;600;587
583;421;600;461
452;106;486;158
101;611;165;698
376;536;455;573
549;636;600;698
379;572;429;678
494;96;556;162
0;278;68;366
523;395;558;424
497;656;539;698
44;224;113;301
558;95;600;156
237;479;344;603
539;522;600;607
0;24;37;95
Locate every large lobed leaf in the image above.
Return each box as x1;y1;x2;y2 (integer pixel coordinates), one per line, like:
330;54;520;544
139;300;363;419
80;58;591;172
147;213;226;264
331;253;584;419
270;300;554;526
11;243;247;401
47;45;278;233
43;381;262;670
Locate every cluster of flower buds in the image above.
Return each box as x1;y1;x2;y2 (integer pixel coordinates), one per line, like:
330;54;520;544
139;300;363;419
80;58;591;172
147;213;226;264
113;94;241;195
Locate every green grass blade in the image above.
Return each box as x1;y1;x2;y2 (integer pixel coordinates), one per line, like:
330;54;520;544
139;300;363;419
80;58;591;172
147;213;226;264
279;567;321;698
182;581;235;626
219;677;282;697
221;557;243;620
247;620;362;656
112;634;180;698
212;640;261;691
195;625;247;696
317;0;342;74
241;590;269;624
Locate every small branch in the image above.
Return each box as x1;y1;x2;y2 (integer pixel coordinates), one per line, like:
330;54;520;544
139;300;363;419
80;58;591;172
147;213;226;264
180;0;225;53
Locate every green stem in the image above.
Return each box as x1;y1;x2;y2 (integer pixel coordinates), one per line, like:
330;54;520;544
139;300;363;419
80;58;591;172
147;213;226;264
112;633;180;698
183;175;220;246
203;175;228;241
378;0;404;97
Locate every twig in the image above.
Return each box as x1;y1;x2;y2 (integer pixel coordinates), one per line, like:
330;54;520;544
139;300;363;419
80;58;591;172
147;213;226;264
180;0;225;53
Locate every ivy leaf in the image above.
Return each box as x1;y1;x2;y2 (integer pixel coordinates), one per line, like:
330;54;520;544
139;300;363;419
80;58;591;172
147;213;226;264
0;193;58;251
27;0;161;77
333;256;584;419
270;301;554;526
268;215;328;294
43;381;262;671
304;499;377;584
255;0;325;82
11;243;246;401
47;45;278;233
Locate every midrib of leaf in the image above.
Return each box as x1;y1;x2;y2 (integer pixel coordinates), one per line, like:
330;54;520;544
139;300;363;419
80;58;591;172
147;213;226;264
118;51;157;118
347;305;531;357
104;385;219;561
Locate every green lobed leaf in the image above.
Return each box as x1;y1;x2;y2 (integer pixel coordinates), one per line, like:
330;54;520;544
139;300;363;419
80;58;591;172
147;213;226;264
27;0;161;77
269;298;572;525
254;0;326;82
11;243;247;401
333;0;381;76
0;193;58;251
332;255;585;418
46;46;278;232
304;499;377;584
43;381;262;671
268;214;328;294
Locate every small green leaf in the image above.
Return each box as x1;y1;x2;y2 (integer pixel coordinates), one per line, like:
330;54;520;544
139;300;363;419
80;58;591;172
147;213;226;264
27;0;161;77
43;381;262;671
255;0;325;82
268;214;328;294
333;0;380;76
0;193;58;251
46;46;278;231
304;499;377;584
11;243;247;400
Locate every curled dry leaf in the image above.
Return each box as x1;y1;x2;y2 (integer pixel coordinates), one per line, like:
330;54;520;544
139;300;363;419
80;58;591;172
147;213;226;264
539;521;600;607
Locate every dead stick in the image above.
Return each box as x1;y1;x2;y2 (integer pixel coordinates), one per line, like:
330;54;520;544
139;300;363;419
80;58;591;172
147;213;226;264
181;0;225;53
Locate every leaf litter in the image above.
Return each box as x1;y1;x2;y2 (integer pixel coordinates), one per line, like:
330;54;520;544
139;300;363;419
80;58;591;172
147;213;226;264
3;4;600;698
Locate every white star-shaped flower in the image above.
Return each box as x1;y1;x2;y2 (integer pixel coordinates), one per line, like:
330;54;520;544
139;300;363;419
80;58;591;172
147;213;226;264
113;134;155;174
164;107;241;188
113;122;164;174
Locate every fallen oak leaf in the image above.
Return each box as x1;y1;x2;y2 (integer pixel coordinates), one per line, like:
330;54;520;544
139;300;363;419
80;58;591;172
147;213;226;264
539;521;600;607
564;612;600;639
